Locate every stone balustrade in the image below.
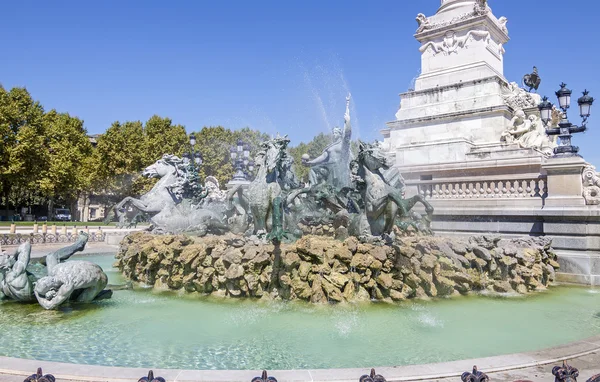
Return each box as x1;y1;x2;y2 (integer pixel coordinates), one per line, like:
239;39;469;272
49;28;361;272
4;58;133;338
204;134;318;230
0;231;106;246
415;177;548;200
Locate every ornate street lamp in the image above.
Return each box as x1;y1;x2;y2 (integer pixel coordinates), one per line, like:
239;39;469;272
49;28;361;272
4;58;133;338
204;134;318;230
187;133;203;169
555;82;572;110
579;89;594;122
540;83;593;156
538;96;553;126
184;133;208;202
230;140;253;181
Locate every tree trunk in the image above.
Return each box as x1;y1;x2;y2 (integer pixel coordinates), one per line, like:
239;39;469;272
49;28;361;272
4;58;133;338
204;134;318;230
1;186;10;221
48;199;54;221
69;198;78;222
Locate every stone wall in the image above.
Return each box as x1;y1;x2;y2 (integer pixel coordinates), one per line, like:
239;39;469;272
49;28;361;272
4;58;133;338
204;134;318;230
115;232;560;302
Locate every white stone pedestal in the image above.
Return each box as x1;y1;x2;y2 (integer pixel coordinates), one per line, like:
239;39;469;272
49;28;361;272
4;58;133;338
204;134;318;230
542;155;587;207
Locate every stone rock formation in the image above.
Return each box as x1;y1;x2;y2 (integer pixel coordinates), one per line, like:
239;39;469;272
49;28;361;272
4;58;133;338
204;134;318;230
115;231;560;303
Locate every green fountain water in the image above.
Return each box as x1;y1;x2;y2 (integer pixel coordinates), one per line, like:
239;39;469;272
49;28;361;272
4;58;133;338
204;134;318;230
1;253;599;370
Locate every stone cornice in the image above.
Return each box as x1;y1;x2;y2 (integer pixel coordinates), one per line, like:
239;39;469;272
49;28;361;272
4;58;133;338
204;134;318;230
399;75;507;98
391;154;544;174
386;104;512;129
415;14;509;44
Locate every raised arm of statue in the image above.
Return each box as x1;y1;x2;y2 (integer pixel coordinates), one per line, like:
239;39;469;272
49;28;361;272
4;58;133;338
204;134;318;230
302;151;330;166
12;241;31;277
509;119;531;136
343;93;352;140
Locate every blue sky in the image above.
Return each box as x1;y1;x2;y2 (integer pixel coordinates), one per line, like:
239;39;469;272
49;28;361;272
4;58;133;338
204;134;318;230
2;1;599;164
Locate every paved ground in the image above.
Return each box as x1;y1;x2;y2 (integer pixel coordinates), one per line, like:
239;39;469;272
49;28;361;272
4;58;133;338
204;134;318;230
0;351;598;382
433;351;600;381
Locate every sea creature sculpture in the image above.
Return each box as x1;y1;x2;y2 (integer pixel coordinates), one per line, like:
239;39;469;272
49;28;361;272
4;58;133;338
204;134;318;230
523;66;541;92
23;367;55;382
0;233;89;302
34;259;111;310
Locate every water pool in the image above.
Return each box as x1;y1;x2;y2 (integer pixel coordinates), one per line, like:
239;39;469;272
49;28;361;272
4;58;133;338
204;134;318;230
1;253;599;370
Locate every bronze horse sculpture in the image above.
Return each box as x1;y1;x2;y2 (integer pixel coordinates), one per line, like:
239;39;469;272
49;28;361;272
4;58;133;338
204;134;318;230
352;141;433;237
522;66;541;92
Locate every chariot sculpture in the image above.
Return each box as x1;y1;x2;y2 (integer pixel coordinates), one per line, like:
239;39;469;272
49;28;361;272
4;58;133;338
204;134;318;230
113;94;433;242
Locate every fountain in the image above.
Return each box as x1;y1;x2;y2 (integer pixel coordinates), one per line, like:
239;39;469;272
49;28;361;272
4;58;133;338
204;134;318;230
109;95;560;302
2;0;600;377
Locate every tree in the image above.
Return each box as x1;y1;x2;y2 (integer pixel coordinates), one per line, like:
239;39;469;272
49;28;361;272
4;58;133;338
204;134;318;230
143;115;188;164
190;126;272;187
192;126;235;187
91;121;146;205
232;127;271;159
38;110;94;214
0;86;46;216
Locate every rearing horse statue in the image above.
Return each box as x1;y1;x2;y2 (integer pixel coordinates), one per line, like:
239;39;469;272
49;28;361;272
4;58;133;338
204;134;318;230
242;135;292;242
354;141;433;237
115;154;189;228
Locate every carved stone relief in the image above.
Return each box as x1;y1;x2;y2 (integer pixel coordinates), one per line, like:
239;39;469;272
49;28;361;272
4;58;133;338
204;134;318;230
502;82;542;110
419;29;491;56
500;108;556;157
414;1;493;34
582;165;600;205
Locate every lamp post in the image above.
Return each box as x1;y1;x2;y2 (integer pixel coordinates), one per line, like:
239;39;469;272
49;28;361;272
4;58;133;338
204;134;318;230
230;139;254;181
184;133;203;168
182;133;208;202
539;83;594;156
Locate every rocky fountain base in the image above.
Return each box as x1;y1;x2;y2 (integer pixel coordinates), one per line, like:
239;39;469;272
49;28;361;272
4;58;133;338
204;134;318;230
115;231;560;302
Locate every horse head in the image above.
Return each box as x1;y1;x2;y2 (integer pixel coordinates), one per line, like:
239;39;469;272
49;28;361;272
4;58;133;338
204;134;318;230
358;141;390;172
257;136;290;176
142;154;185;179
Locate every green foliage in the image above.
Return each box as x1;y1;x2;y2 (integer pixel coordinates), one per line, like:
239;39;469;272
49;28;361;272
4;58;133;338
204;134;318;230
0;86;47;208
94;121;146;178
91;116;188;203
288;132;333;183
191;126;270;187
0;83;272;216
144;115;187;163
38;110;94;203
192;126;234;187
